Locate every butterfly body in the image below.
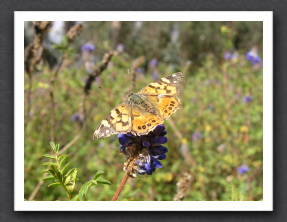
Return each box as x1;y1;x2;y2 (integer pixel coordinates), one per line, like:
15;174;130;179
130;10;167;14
93;72;184;139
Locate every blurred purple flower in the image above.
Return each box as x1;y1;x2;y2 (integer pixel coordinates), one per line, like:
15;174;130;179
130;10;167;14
152;70;159;80
224;51;238;61
136;68;143;74
71;113;83;122
149;58;158;68
242;96;253;104
95;76;102;85
246;49;262;65
224;52;232;60
237;165;249;174
192;132;202;141
116;43;125;53
81;42;95;53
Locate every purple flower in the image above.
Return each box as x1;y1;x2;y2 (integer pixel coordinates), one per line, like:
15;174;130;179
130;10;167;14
81;42;95;53
71;113;83;122
136;68;143;74
242;96;253;104
118;125;168;176
224;51;239;61
149;58;158;68
224;52;232;60
237;165;249;174
192;132;202;141
246;50;262;65
116;43;125;53
152;71;159;80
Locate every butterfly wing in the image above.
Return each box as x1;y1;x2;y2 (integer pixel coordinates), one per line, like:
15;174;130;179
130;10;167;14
138;72;183;120
129;104;163;135
139;72;184;96
93;103;132;139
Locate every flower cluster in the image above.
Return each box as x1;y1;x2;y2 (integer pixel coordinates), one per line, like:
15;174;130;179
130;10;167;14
246;49;262;65
81;42;95;53
71;113;83;122
149;58;158;68
237;165;249;174
242;96;253;104
152;70;159;80
118;125;168;177
224;51;238;62
116;43;125;53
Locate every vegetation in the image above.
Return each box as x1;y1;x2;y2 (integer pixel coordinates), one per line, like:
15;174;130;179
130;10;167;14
24;21;263;201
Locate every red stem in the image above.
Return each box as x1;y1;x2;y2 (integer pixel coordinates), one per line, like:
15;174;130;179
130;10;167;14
111;172;130;201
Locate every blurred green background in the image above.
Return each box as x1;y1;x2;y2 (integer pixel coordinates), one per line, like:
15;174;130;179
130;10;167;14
24;21;263;201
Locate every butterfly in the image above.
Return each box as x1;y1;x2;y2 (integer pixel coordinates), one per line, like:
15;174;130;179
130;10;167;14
93;72;184;139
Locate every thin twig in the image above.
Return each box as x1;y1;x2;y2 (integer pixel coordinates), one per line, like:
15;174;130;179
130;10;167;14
84;50;117;94
167;117;183;140
49;55;64;142
129;56;145;91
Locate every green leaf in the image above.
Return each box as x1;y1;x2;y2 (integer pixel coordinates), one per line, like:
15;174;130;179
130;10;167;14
55;144;60;153
48;182;61;187
42;162;58;167
43;175;56;181
43;154;57;159
59;155;68;167
49;142;57;151
61;162;71;174
94;178;111;185
72;169;78;183
58;154;68;161
93;170;105;180
92;180;97;185
79;181;92;201
61;35;69;46
71;194;79;201
65;168;76;178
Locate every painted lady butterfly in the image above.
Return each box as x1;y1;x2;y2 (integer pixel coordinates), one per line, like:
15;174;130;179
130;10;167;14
93;72;184;139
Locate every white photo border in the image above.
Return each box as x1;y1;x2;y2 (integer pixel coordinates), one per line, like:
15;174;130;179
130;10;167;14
15;11;273;211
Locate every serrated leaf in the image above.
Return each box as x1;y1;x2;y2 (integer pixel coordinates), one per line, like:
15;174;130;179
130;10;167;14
43;175;56;181
93;170;105;180
95;178;111;185
61;162;71;174
48;182;61;187
42;162;58;167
